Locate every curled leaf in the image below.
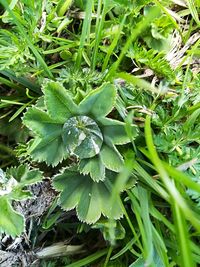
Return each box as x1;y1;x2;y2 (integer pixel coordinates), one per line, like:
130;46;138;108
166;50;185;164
62;116;103;159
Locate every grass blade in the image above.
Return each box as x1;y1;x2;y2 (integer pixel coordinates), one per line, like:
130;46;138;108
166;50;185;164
102;15;126;72
0;75;23;93
91;0;104;70
0;0;53;79
75;0;94;70
173;200;195;267
163;163;200;193
186;0;200;26
105;6;160;79
65;249;108;267
145;115;200;231
0;70;41;94
117;72;160;94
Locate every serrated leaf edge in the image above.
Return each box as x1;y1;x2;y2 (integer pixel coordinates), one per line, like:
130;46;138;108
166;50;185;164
0;197;26;237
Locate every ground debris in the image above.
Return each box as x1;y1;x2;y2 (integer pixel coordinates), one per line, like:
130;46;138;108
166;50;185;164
0;179;56;267
0;249;35;267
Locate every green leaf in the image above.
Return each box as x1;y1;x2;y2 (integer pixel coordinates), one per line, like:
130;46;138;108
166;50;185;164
9;189;33;201
23;107;67;166
4;164;42;200
79;156;105;182
0;166;43;237
1;165;43;198
129;258;145;267
56;0;73;16
77;181;104;223
129;246;166;267
62;115;103;159
23;107;62;137
53;168;123;224
78;83;116;117
100;145;124;172
98;117;138;145
112;0;130;6
6;164;42;186
93;220;126;241
27;136;67;166
100;118;137;145
0;197;25;237
43;81;78;123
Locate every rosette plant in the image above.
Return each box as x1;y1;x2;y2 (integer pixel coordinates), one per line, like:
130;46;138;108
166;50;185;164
23;81;138;223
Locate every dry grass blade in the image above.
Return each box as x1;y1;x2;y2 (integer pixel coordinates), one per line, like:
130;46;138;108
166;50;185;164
166;31;200;68
35;242;84;259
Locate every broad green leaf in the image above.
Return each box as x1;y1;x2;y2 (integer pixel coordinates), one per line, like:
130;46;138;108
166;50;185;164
6;164;42;186
53;168;123;224
0;197;24;237
53;170;84;210
100;145;124;172
97;117;126;126
0;176;18;196
0;166;43;199
23;107;67;166
28;136;67;166
79;156;105;182
3;165;43;200
0;166;43;237
98;117;138;144
9;189;32;201
43;81;78;123
78;83;116;117
103;123;136;145
23;107;62;137
77;181;103;223
62;116;103;159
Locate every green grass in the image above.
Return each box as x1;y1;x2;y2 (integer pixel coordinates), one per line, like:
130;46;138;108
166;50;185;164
0;0;200;266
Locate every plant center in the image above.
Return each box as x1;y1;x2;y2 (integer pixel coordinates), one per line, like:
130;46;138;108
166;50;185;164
62;115;103;159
